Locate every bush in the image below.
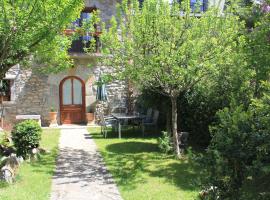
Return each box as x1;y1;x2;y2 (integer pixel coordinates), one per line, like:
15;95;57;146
199;102;270;199
157;131;173;154
11;120;42;159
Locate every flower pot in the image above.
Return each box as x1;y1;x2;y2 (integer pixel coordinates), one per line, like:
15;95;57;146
86;113;95;125
49;112;58;127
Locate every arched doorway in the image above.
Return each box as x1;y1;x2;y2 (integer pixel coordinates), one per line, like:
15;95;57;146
59;76;85;124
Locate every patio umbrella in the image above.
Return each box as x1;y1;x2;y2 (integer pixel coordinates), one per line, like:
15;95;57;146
96;75;108;102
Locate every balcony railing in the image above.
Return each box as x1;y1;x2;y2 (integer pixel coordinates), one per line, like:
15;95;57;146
64;29;101;53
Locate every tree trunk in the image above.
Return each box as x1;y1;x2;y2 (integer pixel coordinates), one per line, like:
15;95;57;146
171;96;181;157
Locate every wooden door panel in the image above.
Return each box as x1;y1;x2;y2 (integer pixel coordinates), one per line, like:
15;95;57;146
60;76;85;124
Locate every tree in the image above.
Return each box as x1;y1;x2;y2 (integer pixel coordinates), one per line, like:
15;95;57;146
0;0;84;80
245;2;270;97
94;0;244;157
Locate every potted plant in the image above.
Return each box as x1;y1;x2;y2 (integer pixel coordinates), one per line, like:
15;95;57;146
86;107;95;125
49;107;58;126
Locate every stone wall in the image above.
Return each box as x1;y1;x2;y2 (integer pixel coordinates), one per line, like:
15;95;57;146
46;56;128;124
1;0;129;129
2;59;128;128
2;66;51;128
85;0;120;23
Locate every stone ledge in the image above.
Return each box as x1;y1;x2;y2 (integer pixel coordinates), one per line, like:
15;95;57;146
16;115;41;120
15;115;41;126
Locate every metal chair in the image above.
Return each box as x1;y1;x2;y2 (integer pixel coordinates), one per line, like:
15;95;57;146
144;108;153;123
98;111;117;138
178;132;189;154
144;110;159;132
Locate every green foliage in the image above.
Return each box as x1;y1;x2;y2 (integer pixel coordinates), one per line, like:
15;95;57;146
11;120;42;158
0;0;84;79
99;0;244;95
50;106;56;112
89;127;200;200
157;131;173;154
91;0;244;156
245;2;270;97
0;129;60;200
199;98;270;199
0;131;11;148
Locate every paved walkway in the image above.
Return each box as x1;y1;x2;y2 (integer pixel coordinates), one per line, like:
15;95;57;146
50;127;123;200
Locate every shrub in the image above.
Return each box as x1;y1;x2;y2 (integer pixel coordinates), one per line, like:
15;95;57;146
157;131;173;154
12;120;42;159
199;102;270;199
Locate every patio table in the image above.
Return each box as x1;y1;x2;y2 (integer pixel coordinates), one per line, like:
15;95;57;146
112;114;146;139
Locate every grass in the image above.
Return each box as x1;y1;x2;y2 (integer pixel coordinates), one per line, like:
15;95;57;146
0;129;60;200
89;127;200;200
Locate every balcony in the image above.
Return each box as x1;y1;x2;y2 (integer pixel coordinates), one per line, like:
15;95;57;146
65;29;101;54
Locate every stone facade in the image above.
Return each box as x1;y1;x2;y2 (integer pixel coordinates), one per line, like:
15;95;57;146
1;0;129;129
2;60;128;128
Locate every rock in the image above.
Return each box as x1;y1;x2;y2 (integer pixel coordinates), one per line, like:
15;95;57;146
30;148;40;161
5;155;20;170
31;148;38;154
0;155;20;184
38;147;50;154
16;156;24;164
0;166;14;183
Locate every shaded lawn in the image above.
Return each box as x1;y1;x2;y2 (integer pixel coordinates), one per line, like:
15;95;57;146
89;127;200;200
0;129;60;200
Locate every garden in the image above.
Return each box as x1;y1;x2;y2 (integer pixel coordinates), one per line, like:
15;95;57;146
0;0;270;200
0;121;60;200
89;127;200;200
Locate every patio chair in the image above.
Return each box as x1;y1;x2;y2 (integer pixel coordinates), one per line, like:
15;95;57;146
178;132;189;154
144;108;153;123
98;111;117;138
143;110;159;132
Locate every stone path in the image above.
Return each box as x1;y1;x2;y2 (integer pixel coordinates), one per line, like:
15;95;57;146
50;127;123;200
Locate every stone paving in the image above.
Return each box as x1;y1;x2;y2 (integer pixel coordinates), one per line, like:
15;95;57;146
50;127;123;200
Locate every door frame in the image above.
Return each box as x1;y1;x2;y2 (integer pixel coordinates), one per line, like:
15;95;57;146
59;76;86;124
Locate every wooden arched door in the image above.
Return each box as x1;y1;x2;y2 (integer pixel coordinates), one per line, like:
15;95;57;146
59;76;85;124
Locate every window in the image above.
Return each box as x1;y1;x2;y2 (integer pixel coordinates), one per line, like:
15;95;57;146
190;0;207;12
0;80;11;102
177;0;208;12
140;0;208;12
62;77;83;105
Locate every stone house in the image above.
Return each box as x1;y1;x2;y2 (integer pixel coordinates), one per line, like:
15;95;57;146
1;0;128;129
0;0;225;129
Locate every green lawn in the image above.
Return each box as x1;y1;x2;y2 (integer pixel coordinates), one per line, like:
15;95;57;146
0;129;60;200
89;127;200;200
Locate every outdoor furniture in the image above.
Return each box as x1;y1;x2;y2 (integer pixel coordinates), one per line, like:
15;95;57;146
99;112;117;138
112;113;146;139
144;108;153;123
178;132;189;153
144;110;159;131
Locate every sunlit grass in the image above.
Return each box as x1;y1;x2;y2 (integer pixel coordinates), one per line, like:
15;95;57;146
89;127;200;200
0;129;60;200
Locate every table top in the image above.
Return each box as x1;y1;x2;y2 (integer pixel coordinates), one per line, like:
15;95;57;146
112;113;146;120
